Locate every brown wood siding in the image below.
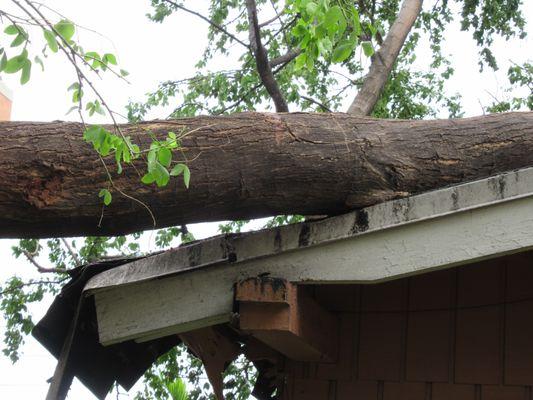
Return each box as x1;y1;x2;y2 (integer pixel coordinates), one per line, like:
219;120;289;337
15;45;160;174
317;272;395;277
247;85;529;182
282;251;533;399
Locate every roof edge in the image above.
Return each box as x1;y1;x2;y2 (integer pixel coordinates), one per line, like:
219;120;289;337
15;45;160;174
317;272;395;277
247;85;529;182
85;166;533;293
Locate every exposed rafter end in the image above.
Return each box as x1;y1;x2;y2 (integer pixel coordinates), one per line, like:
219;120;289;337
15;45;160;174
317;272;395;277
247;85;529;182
235;277;338;362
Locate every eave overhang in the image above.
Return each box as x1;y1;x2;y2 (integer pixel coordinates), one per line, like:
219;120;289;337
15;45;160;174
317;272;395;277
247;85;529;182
85;166;533;346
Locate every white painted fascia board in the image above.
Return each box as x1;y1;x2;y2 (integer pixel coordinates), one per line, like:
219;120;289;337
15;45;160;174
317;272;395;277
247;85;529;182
85;166;533;294
94;192;533;345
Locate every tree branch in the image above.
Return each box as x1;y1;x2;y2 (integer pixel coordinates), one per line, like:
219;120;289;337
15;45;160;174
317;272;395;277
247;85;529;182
347;0;423;116
161;0;251;51
301;95;332;112
270;48;301;67
0;279;67;297
245;0;289;112
21;249;66;274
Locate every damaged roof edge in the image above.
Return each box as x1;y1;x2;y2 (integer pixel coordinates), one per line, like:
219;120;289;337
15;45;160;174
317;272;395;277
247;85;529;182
85;166;533;293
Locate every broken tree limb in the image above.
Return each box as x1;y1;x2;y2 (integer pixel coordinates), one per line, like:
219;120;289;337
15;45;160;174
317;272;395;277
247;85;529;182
0;111;532;238
347;0;423;116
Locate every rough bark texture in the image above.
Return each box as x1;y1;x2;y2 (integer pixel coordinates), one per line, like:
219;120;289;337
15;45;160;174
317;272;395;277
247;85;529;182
0;111;532;238
347;0;423;115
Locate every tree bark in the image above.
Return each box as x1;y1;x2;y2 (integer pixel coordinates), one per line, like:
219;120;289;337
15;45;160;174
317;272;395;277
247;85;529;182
347;0;423;116
0;111;532;238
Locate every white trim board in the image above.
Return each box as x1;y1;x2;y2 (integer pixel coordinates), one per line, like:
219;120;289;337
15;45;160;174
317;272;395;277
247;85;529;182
87;167;533;345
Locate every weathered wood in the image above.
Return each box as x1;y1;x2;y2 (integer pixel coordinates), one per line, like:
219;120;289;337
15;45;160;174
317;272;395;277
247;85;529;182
236;278;338;362
1;111;532;238
179;327;241;400
45;297;82;400
90;167;533;345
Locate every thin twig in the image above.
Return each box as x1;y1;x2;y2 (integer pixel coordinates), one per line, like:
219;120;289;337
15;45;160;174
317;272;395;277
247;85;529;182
161;0;251;51
60;238;81;267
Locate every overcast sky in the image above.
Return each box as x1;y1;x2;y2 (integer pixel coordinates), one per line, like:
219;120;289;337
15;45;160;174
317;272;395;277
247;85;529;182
0;0;532;399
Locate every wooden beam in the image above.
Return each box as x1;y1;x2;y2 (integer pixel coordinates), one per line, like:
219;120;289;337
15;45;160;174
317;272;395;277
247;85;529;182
45;297;82;400
236;278;337;362
179;327;241;400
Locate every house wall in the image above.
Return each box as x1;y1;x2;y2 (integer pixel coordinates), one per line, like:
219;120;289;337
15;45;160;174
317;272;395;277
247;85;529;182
282;251;533;400
0;81;12;121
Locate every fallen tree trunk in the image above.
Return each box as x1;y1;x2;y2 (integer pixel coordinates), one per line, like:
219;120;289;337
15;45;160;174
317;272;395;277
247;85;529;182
1;111;532;238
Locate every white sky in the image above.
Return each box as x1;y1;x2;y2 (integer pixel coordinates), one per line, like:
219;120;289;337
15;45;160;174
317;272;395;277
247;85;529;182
0;0;532;399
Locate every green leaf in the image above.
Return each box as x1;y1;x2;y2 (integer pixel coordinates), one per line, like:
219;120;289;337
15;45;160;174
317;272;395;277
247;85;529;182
0;53;7;72
43;30;59;53
170;163;185;176
54;20;75;41
351;8;361;36
166;378;189;400
11;33;27;48
98;189;112;206
183;165;190;188
34;56;44;71
306;2;318;15
83;125;104;146
331;40;354;63
170;164;191;188
153;162;170;187
4;50;28;74
66;106;78;115
148;149;157;163
84;51;101;68
324;6;346;36
294;53;307;70
141;173;156;184
67;82;80;91
120;69;129;77
103;53;117;65
361;41;374;57
20;60;31;85
72;88;83;102
158;147;172;167
4;25;19;35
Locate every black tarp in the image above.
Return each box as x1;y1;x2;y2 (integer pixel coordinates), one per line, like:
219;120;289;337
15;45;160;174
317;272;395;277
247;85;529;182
32;257;180;399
